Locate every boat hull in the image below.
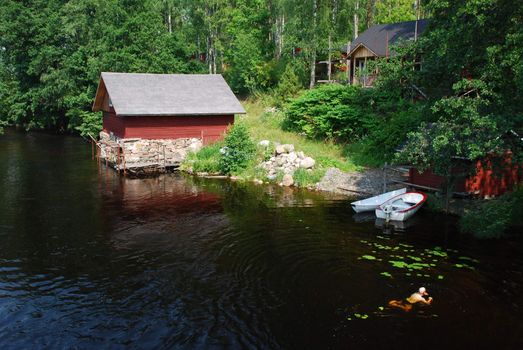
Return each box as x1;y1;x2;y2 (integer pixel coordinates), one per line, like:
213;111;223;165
375;192;427;222
351;188;407;213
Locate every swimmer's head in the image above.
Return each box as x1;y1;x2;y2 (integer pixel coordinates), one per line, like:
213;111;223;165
419;287;428;295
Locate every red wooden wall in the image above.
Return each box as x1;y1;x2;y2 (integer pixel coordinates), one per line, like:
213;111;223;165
465;154;520;197
102;114;234;144
409;168;466;192
409;154;521;197
103;111;125;138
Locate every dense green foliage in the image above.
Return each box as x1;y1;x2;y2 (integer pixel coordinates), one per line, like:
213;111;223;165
283;0;523;174
460;186;523;239
284;83;421;164
184;142;223;174
396;1;523;173
0;0;420;134
398;79;501;175
374;0;418;24
219;123;256;175
284;84;373;140
0;0;205;135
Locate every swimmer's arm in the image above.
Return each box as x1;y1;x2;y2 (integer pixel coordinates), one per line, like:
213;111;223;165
421;297;433;305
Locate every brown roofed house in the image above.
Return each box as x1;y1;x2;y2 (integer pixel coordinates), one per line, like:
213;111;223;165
343;19;429;87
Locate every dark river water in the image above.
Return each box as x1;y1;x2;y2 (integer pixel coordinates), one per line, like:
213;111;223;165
1;129;522;349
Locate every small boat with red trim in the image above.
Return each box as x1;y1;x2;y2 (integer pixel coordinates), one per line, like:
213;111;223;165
375;192;427;222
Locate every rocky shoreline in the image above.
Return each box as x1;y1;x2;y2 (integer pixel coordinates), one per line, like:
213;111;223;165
316;167;405;196
190;140;404;198
96;133;403;198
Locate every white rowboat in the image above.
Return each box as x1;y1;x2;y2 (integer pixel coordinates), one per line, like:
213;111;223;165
375;192;427;222
351;188;407;213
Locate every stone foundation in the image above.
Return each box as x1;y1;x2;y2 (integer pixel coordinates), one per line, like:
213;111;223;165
98;131;202;171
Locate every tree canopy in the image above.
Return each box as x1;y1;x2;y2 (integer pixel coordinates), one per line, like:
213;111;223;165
1;0;391;134
394;0;523;173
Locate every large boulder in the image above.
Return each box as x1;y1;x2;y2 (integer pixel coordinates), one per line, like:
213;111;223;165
299;157;316;169
282;144;295;153
188;140;203;153
282;174;294;186
99;131;110;140
275;144;285;154
258;140;271;147
288;151;298;163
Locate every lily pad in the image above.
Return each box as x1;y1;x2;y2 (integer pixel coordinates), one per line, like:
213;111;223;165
458;256;480;264
408;255;423;262
380;272;392;278
426;248;448;258
389;260;409;268
362;255;377;260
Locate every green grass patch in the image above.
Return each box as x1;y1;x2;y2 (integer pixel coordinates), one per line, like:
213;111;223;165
292;168;325;187
241;98;361;174
181;142;223;174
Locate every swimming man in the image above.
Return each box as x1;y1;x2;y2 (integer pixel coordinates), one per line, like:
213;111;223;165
388;287;433;312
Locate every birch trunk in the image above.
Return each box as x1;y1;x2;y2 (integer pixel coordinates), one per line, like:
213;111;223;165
309;0;318;89
354;0;359;39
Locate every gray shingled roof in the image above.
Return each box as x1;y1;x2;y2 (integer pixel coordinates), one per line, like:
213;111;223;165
98;72;245;116
342;19;429;57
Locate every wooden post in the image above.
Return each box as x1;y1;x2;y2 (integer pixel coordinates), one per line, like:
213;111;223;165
117;146;121;174
157;142;160;166
386;32;389;58
364;56;368;86
163;144;166;169
352;58;356;85
346;41;351;83
327;34;332;82
122;145;126;176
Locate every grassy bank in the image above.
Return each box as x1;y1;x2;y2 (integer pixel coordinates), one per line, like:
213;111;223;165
240;98;360;172
182;97;361;187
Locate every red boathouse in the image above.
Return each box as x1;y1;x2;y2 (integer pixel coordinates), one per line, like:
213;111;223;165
92;72;245;144
409;153;521;198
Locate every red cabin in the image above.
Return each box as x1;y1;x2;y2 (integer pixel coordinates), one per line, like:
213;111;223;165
92;72;245;144
409;153;521;197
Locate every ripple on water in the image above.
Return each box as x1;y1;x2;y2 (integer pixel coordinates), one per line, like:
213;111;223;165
1;130;523;349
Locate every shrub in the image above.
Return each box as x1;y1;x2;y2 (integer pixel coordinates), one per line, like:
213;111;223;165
349;105;422;166
185;143;223;174
272;63;303;107
284;84;376;141
459;199;512;239
73;111;102;138
283;82;421;166
459;186;523;239
219;123;256;175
